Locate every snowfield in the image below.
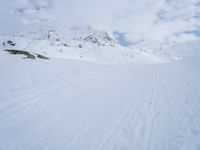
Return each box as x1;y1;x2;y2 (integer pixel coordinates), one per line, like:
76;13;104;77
0;47;200;150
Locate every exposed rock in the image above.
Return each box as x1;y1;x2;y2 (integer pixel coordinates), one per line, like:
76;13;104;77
36;54;49;60
62;43;68;47
78;44;83;48
2;42;6;47
4;49;49;60
7;40;16;46
48;30;61;42
2;40;16;47
5;49;36;59
84;35;103;46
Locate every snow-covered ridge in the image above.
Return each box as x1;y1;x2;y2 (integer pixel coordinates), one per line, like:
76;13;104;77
11;25;117;48
0;26;163;64
66;26;117;47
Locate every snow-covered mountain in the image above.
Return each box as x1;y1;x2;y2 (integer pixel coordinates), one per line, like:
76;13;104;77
1;24;200;64
65;26;117;47
0;25;163;64
5;25;117;48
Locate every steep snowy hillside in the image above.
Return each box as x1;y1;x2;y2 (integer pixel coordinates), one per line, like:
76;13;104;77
0;48;200;150
0;26;162;64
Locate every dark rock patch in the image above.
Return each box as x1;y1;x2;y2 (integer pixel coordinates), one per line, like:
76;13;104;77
7;40;16;46
2;42;6;47
36;54;49;60
84;35;103;46
78;44;83;48
5;49;36;59
2;40;16;47
4;49;49;60
62;43;68;47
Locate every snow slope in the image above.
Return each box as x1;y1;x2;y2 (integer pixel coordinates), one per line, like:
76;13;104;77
133;39;200;61
0;48;200;150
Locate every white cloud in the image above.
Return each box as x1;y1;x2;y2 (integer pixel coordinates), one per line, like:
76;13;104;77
0;0;200;41
50;0;200;41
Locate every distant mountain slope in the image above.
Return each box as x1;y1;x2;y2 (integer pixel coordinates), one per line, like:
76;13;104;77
133;39;200;61
0;26;162;64
10;25;117;48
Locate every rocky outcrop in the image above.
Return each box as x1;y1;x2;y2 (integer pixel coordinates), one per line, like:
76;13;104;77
4;49;49;60
2;40;16;47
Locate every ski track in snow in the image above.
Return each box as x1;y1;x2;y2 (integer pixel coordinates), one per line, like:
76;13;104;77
0;54;200;150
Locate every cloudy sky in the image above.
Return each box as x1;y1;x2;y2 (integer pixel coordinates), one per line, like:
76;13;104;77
0;0;200;43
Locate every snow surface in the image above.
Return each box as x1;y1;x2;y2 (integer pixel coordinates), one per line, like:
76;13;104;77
0;45;200;150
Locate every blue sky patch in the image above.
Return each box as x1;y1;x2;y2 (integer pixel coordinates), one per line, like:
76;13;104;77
113;31;134;47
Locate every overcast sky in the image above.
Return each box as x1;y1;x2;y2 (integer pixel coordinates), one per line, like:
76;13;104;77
0;0;200;43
